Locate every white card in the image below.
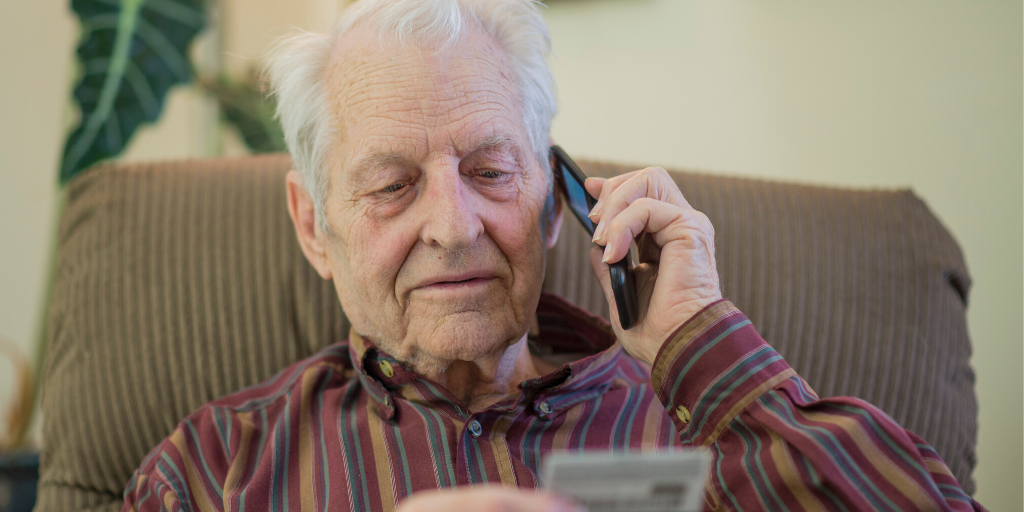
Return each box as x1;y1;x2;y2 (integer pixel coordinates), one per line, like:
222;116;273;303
541;450;711;512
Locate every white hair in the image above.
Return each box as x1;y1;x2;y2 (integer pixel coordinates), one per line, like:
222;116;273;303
265;0;559;229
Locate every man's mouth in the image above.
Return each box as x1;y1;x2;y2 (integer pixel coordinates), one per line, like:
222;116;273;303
414;271;497;292
421;278;491;290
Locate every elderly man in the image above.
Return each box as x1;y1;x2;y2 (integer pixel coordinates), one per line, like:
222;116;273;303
123;0;983;511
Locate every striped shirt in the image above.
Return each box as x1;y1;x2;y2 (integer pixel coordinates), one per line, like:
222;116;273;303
123;293;984;511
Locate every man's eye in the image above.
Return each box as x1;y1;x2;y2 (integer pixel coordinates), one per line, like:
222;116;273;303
381;182;406;193
479;170;505;179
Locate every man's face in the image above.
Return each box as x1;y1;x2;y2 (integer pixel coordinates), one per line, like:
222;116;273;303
312;24;558;372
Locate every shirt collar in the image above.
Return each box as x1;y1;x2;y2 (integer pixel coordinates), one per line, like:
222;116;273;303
348;292;632;419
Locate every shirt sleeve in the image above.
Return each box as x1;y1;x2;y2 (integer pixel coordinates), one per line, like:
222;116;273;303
649;300;985;512
122;406;233;512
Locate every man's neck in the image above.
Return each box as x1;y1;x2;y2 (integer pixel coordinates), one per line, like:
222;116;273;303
427;334;558;412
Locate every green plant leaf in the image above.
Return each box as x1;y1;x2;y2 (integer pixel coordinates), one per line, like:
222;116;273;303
200;74;287;154
60;0;206;183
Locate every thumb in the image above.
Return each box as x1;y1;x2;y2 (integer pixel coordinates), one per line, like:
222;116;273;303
589;245;620;328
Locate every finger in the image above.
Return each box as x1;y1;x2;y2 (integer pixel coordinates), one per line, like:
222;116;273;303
593;169;643;206
589;167;681;221
584;176;607;198
601;199;713;265
600;167;688;209
598;167;688;224
591;168;691;242
587;169;643;222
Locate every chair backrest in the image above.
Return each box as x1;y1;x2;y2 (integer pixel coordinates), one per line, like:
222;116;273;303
37;154;977;511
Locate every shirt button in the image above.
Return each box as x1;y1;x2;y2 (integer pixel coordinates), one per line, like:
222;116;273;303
675;405;691;424
536;401;552;415
383;395;391;407
468;420;483;437
379;360;395;378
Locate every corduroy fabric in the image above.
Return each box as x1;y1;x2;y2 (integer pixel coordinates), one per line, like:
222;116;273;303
38;154;976;512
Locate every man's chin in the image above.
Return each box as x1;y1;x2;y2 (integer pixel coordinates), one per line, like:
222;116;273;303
404;309;523;364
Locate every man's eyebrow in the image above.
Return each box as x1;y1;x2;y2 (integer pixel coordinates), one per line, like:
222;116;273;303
346;151;407;180
465;134;526;164
474;134;514;151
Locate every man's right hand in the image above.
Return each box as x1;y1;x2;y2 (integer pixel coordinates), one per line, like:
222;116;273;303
397;486;585;512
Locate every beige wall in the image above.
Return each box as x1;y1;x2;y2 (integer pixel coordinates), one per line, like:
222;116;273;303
1;0;1019;509
0;0;75;444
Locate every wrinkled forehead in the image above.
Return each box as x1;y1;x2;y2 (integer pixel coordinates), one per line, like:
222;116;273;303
322;22;531;174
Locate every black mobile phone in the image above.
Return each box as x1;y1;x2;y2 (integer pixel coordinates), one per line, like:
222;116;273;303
550;145;639;330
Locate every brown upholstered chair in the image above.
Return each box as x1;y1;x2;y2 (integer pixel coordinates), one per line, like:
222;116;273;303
37;154;977;511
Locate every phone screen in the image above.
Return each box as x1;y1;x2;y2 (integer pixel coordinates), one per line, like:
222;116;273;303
550;145;597;236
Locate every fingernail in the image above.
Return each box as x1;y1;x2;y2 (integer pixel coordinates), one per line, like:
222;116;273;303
592;220;605;242
602;243;612;263
589;200;603;218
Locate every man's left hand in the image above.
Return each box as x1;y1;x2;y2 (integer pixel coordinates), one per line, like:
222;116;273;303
586;168;722;366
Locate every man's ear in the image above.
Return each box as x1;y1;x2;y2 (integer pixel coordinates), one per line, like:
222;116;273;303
286;170;333;280
543;189;564;250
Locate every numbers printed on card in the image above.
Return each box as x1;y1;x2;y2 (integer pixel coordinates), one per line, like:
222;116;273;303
541;450;711;512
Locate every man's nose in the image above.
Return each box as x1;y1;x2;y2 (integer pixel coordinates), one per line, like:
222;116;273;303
419;169;484;252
